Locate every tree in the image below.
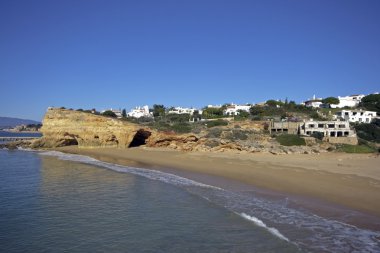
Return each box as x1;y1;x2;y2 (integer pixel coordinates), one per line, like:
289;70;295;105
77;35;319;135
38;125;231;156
153;104;166;117
266;100;283;107
360;94;380;112
236;110;250;118
202;107;224;119
122;109;127;118
354;122;380;143
322;97;339;105
101;110;117;118
249;106;264;116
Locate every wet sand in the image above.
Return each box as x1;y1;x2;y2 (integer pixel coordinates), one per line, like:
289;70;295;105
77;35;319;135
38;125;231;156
56;146;380;229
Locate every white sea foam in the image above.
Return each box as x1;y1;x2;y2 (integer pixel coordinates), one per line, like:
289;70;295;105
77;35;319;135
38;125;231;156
239;213;289;241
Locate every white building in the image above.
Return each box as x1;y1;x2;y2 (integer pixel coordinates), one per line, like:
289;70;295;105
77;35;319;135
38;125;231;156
127;105;153;118
300;120;356;138
335;109;377;123
167;107;201;115
223;104;251;116
206;104;222;109
304;95;323;108
330;94;365;108
101;109;122;118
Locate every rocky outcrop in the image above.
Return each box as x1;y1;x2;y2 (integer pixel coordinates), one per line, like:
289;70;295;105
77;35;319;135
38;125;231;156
34;108;153;148
24;108;336;155
146;132;200;151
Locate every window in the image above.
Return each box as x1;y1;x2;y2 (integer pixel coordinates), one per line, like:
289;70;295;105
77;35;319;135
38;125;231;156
306;131;311;135
344;112;349;116
344;131;349;136
318;124;324;128
359;118;362;122
339;124;345;128
366;118;369;122
308;124;315;128
330;131;336;137
328;124;335;128
353;112;357;115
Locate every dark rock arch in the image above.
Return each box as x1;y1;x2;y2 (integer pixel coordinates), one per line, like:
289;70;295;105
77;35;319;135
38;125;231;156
129;129;152;148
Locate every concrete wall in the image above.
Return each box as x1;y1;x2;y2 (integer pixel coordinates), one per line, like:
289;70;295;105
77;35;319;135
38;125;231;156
324;136;358;145
269;122;299;134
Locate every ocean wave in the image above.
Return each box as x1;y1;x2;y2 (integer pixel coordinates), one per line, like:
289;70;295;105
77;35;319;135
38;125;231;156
239;212;289;241
39;150;380;253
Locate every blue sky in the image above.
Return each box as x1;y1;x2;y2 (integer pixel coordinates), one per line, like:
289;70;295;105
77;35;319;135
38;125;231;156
1;0;379;121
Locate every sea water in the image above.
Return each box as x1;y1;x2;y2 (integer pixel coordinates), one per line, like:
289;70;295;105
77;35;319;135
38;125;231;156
0;131;42;145
0;149;379;252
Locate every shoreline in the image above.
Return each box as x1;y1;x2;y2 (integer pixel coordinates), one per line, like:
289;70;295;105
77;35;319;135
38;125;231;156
55;146;380;230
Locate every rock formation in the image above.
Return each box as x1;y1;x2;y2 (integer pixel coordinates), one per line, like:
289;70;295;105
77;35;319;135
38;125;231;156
20;108;335;155
33;108;153;148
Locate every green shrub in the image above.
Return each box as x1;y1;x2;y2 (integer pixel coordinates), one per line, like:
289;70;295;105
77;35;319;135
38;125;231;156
354;123;380;143
166;113;190;123
276;134;306;146
337;144;376;153
101;110;117;118
205;120;228;128
171;123;192;133
224;130;249;141
311;132;324;140
206;128;223;138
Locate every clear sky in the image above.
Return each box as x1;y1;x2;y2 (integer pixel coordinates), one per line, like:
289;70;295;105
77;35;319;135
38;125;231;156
1;0;379;121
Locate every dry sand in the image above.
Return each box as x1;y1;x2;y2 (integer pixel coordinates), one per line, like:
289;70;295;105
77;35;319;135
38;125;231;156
56;146;380;220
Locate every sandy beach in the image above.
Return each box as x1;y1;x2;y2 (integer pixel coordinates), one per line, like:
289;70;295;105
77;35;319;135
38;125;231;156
56;146;380;227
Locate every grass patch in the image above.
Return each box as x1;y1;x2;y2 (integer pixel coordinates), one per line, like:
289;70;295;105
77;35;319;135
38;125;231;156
337;144;377;153
276;134;306;146
204;120;229;128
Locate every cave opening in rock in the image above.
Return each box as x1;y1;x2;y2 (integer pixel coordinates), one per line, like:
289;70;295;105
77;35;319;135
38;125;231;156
129;129;151;148
63;138;78;146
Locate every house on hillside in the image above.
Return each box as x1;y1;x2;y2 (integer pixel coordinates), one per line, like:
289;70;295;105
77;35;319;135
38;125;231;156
269;121;300;135
270;119;358;145
300;120;357;145
303;95;323;108
127;106;153;118
330;94;365;108
223;104;251;116
101;109;122;118
206;104;222;109
167;107;201;115
335;109;378;123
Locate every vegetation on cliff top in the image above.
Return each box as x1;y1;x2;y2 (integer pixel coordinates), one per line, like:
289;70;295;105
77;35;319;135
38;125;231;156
336;144;377;153
354;119;380;143
275;134;306;146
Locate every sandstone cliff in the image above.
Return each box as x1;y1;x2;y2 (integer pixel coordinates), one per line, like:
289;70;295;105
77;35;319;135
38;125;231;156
34;108;152;148
33;108;201;150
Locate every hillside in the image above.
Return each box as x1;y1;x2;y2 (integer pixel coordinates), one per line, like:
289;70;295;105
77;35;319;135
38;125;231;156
0;116;41;129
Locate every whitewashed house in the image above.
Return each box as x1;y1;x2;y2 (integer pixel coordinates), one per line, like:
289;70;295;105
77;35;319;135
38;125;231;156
207;104;222;109
101;109;122;118
330;94;365;108
127;105;153;118
335;110;378;123
167;107;201;115
223;104;251;116
303;95;323;108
